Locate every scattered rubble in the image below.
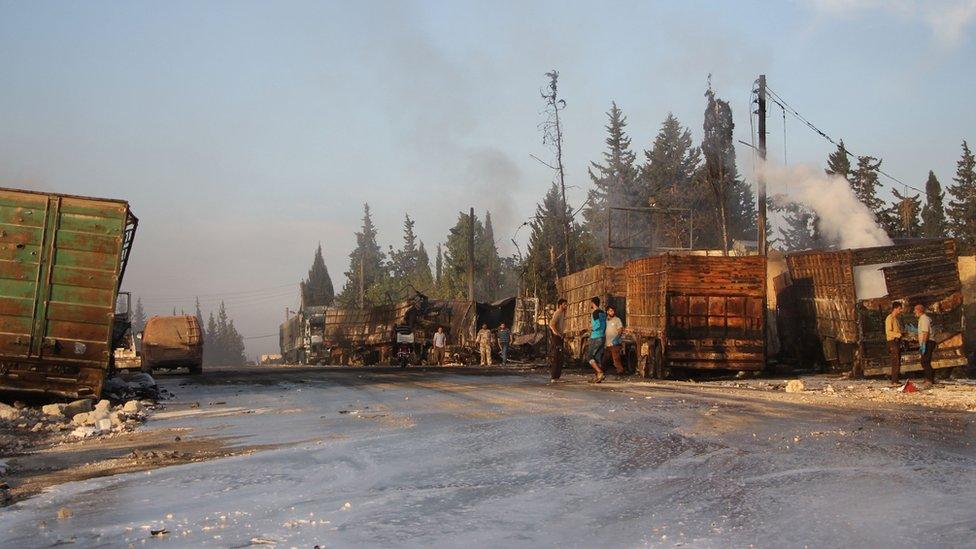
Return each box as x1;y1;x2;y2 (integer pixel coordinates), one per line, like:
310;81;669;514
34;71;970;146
0;371;163;456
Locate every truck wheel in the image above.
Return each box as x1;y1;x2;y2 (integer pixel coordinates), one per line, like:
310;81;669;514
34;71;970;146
188;364;203;375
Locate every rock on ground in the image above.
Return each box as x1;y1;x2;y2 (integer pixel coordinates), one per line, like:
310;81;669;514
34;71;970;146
0;402;20;421
63;399;93;418
785;379;806;393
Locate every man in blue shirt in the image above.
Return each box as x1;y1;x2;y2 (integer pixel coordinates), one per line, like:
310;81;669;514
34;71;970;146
496;323;512;366
588;297;607;383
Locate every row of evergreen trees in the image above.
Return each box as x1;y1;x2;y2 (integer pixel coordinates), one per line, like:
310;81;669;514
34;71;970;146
296;76;976;309
131;297;248;366
298;208;519;309
778;140;976;251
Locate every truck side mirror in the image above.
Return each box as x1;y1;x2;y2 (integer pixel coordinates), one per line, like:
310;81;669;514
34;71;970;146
136;332;143;340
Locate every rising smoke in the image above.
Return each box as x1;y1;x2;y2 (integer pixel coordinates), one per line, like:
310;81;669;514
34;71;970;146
761;162;894;299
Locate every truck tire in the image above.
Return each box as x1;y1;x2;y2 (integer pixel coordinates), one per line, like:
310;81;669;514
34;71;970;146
188;363;203;375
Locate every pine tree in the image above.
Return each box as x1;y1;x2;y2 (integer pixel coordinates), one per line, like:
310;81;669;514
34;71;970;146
947;141;976;249
194;297;204;335
583;102;640;262
701;82;737;254
777;204;821;251
300;244;334;307
921;171;947;239
892;188;922;238
850;155;897;234
337;203;386;307
443;212;487;300
825;141;852;180
640;113;702;250
132;297;147;334
205;312;218;365
415;241;433;292
525;184;596;303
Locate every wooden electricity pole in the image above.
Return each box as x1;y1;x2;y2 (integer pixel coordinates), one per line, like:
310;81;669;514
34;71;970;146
757;74;768;257
467;207;475;303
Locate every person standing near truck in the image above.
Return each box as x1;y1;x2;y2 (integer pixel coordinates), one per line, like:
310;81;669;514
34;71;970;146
476;323;493;365
605;306;626;377
431;326;447;365
496;323;511;366
914;303;936;384
549;299;568;383
588;297;607;383
886;301;904;384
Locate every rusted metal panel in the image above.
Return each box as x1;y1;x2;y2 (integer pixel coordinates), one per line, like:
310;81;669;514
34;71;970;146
0;188;136;399
786;239;966;376
141;315;203;370
626;254;766;371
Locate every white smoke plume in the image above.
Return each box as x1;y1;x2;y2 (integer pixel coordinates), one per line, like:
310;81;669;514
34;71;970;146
761;162;894;298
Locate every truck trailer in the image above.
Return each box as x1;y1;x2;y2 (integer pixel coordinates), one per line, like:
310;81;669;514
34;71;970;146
0;188;137;399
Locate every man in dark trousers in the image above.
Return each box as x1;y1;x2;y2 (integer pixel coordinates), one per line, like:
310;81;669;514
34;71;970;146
548;299;568;383
914;303;936;384
886;301;904;384
587;297;607;384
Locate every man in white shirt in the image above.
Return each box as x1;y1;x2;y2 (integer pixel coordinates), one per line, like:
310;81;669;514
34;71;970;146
605;306;626;376
431;326;447;365
913;304;936;384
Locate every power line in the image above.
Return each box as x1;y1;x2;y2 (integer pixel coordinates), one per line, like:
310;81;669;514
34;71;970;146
136;282;298;302
243;333;278;340
764;86;925;195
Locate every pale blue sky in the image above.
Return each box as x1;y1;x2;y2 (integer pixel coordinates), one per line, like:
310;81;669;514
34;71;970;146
1;0;973;356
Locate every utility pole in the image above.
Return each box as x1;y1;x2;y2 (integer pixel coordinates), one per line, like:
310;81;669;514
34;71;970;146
757;74;768;257
467;207;475;303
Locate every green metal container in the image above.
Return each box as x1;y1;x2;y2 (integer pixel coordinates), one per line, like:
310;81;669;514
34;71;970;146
0;187;137;399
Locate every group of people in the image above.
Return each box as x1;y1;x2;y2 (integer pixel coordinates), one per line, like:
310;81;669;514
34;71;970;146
547;296;626;384
427;323;514;366
885;301;937;385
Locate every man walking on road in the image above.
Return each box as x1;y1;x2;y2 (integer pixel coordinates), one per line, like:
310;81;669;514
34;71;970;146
476;323;493;365
605;306;626;377
588;297;607;383
431;326;447;366
549;299;568;383
886;301;904;384
497;323;511;366
914;303;936;384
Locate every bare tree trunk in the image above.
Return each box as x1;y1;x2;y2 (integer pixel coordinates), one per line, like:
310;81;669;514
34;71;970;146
719;198;729;256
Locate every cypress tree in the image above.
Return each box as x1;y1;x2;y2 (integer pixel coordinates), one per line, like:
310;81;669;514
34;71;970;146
701;83;738;254
947;141;976;249
921;171;947;239
300;244;334;307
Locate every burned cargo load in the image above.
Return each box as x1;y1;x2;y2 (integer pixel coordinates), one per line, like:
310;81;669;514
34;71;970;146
555;264;628;365
786;239;966;377
141;315;203;374
0;188;137;399
625;254;767;377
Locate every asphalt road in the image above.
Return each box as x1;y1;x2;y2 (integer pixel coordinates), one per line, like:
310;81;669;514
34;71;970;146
3;366;976;548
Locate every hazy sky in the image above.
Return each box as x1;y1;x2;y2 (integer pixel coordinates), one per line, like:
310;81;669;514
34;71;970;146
1;0;974;357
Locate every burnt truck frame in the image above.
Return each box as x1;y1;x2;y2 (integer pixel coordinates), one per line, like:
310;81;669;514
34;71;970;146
786;239;966;377
0;188;137;399
625;254;767;378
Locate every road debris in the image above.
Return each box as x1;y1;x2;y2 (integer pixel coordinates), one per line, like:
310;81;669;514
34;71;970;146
785;379;805;393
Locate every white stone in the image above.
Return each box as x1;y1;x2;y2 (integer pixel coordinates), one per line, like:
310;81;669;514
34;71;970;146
94;399;111;412
70;426;97;438
785;379;805;393
122;400;143;413
71;412;92;426
42;403;66;417
0;402;19;421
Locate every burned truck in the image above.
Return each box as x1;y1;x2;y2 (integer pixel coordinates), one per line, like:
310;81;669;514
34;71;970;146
625;254;767;378
140;315;203;374
786;239;966;377
0;188;137;399
555;264;629;367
